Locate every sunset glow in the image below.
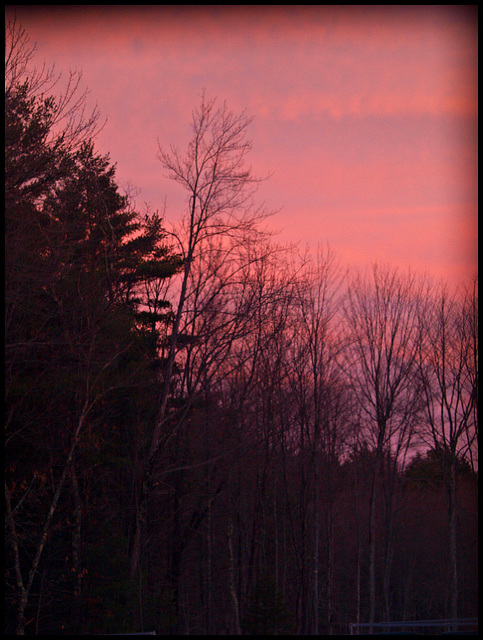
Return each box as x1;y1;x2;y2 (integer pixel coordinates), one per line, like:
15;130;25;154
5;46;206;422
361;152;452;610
8;5;477;288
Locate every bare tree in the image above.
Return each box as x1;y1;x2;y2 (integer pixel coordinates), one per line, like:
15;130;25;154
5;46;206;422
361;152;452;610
416;278;478;621
461;275;478;471
341;264;426;628
152;91;270;457
283;246;345;634
129;93;272;583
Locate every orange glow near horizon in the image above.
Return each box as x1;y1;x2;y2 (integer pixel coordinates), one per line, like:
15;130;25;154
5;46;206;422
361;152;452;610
6;5;477;289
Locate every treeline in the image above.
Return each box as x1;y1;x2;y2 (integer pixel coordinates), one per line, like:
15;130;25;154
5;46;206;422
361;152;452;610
5;21;478;635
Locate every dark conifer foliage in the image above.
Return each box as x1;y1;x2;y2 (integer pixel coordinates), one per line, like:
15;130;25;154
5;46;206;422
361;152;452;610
5;19;180;635
5;20;478;636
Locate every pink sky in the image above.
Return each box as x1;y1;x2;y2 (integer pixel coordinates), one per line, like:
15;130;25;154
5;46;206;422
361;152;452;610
6;5;477;288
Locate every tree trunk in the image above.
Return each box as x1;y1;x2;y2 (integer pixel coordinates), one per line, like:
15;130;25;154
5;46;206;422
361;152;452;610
204;459;213;634
313;459;319;636
326;501;334;635
227;513;242;635
448;459;458;623
130;249;193;581
368;465;378;633
205;497;213;634
356;536;362;627
6;398;91;636
71;467;83;630
383;537;393;624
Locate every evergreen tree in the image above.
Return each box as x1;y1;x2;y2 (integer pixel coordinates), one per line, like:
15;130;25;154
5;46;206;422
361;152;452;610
5;21;180;634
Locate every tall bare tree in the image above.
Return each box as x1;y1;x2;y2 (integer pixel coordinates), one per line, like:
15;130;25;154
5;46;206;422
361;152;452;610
416;278;478;621
283;247;345;633
129;93;272;585
341;264;426;628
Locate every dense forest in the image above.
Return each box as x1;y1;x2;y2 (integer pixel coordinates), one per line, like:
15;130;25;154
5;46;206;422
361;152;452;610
5;20;478;635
